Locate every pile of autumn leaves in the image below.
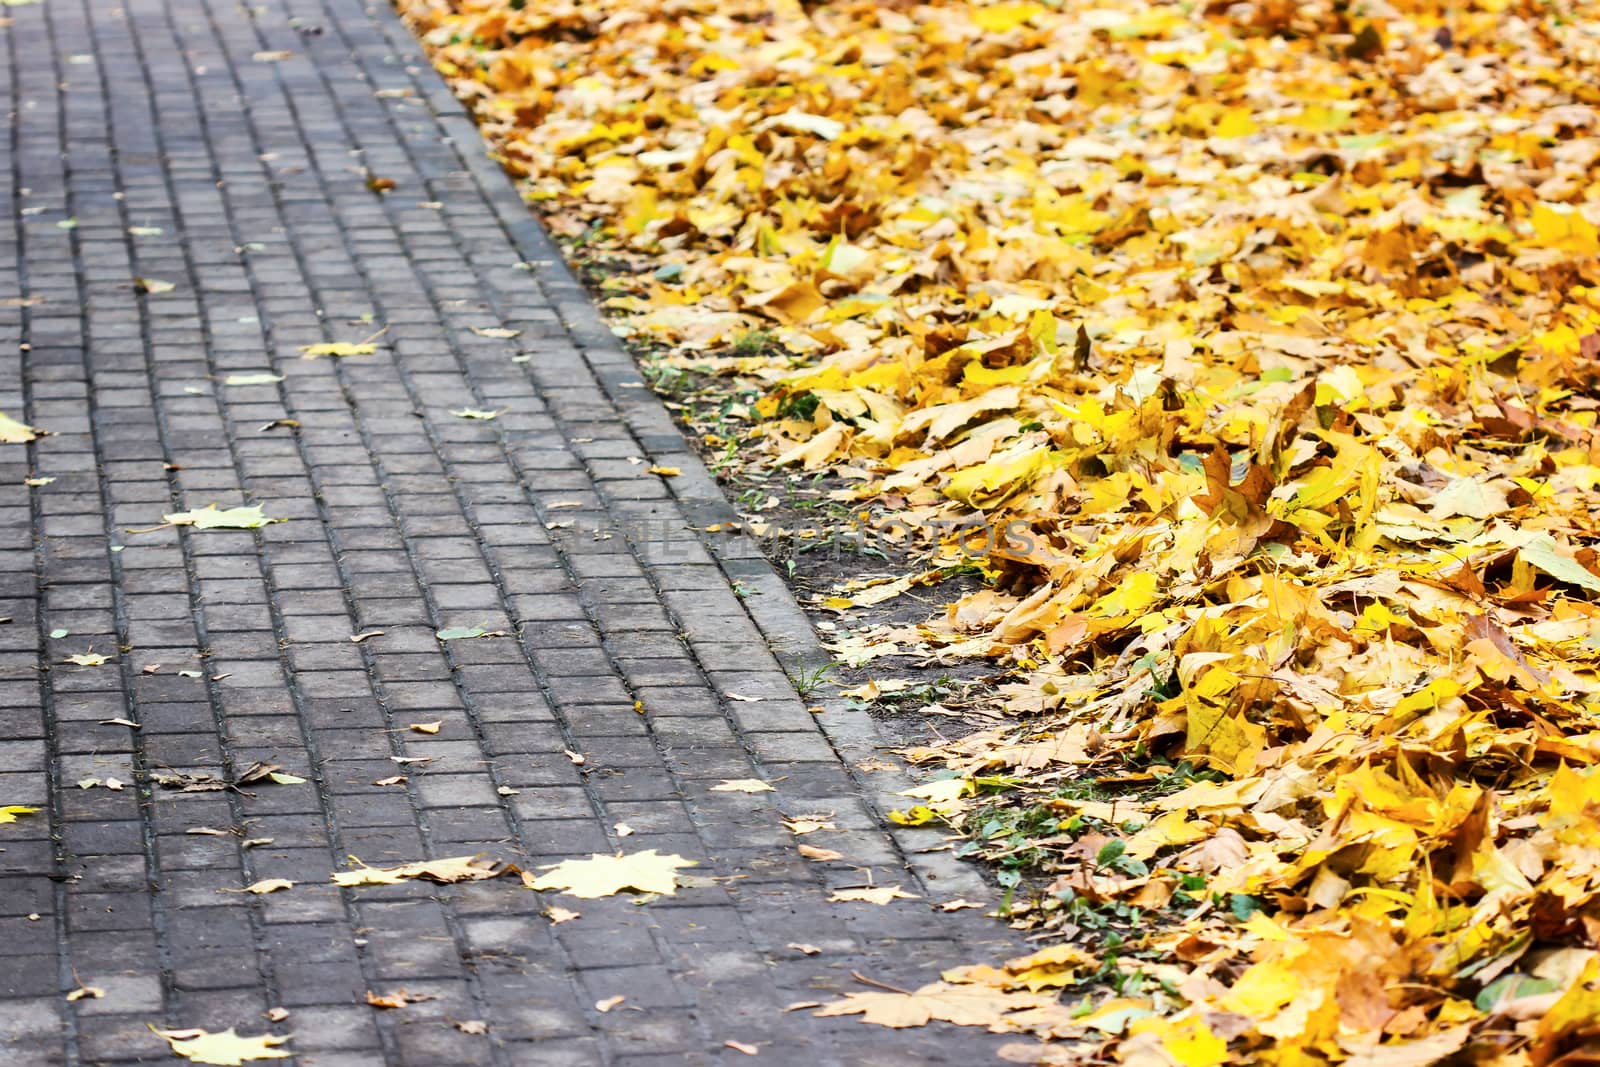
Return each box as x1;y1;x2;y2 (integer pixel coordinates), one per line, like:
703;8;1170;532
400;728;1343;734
398;0;1600;1061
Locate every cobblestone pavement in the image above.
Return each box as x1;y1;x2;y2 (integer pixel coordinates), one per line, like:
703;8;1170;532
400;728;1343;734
0;0;1027;1063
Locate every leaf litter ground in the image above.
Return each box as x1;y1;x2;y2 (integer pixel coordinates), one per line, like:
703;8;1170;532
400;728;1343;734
395;0;1600;1062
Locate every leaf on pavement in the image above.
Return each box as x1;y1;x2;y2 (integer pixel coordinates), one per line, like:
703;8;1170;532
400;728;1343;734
797;844;845;862
710;779;773;794
299;342;375;358
524;849;696;899
0;805;39;824
148;1027;292;1066
0;413;45;444
815;981;1052;1029
162;504;281;530
334;855;515;887
365;989;436;1010
435;626;503;641
828;886;918;905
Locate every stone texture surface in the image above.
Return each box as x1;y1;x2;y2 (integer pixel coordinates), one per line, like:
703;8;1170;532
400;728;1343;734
0;0;1024;1063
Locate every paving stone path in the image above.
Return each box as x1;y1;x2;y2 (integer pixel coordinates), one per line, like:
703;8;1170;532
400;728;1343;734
0;0;1026;1063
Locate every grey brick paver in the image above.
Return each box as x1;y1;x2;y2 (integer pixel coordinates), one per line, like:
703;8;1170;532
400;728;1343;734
0;0;1026;1063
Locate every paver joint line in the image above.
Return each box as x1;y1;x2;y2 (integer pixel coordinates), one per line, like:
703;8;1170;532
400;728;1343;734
0;0;1028;1063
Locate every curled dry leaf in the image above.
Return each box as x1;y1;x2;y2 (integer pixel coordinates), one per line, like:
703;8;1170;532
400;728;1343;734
236;763;304;786
594;996;625;1013
365;989;436;1010
408;721;441;735
938;899;985;913
797;844;845;863
66;985;104;1002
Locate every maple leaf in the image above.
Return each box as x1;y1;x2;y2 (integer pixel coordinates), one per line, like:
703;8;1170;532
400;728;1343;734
815;981;1051;1029
523;849;696;898
0;805;39;824
710;779;773;793
0;413;45;443
148;1027;291;1066
333;855;514;887
161;504;280;530
827;886;918;905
